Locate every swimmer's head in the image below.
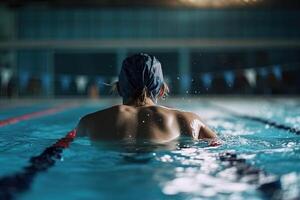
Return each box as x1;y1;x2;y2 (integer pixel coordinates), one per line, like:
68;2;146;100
115;53;169;105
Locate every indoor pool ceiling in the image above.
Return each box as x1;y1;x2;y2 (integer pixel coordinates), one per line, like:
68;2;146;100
1;0;300;9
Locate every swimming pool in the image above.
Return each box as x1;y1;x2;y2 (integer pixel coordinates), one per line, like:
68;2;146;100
0;97;299;200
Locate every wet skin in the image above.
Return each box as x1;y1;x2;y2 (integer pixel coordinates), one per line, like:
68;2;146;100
77;104;217;144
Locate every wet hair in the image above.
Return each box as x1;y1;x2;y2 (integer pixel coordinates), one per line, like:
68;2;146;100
112;53;169;105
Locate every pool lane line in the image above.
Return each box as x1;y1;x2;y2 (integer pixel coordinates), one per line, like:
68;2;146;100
0;133;286;200
210;103;300;135
121;146;285;199
0;101;62;116
0;129;77;200
0;102;79;128
218;151;283;199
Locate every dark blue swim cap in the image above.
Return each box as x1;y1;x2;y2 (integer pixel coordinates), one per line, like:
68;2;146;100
118;53;164;102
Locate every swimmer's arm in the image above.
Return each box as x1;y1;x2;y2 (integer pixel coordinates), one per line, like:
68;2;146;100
191;113;217;139
198;124;217;140
194;115;221;146
199;125;221;146
76;116;88;137
178;111;217;139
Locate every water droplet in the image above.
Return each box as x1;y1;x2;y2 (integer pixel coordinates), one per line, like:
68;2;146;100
286;142;294;148
265;124;270;129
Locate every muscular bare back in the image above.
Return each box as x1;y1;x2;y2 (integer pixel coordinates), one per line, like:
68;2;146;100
77;105;217;143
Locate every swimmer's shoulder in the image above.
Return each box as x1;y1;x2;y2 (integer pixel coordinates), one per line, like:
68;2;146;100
82;105;134;118
152;105;199;121
77;105;134;136
176;110;201;122
138;105;177;118
80;104;138;125
173;109;218;140
165;108;204;136
144;106;207;138
140;105;193;126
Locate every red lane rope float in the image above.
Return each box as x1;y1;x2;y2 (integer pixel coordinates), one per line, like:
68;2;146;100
0;103;78;127
0;129;77;200
53;129;77;148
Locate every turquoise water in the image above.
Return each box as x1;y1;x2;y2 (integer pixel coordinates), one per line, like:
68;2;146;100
0;98;299;200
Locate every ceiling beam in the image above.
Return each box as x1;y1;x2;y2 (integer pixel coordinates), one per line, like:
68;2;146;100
1;0;300;9
1;39;300;50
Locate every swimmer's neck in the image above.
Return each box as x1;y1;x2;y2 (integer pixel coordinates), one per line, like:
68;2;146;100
123;97;156;107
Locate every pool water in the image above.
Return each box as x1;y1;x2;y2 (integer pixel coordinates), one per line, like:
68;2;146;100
0;98;299;200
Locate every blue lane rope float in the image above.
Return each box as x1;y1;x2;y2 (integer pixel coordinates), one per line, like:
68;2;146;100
211;104;300;135
121;143;285;199
0;130;76;200
219;151;283;199
239;115;300;135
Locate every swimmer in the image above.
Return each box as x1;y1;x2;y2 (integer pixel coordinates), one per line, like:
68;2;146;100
77;53;218;144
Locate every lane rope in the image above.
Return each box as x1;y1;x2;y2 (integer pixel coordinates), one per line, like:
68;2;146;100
0;131;289;200
121;147;285;199
211;104;300;135
0;103;78;127
0;129;77;200
219;151;283;199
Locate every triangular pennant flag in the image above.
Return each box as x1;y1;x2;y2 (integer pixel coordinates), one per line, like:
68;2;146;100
95;76;105;90
19;71;30;90
224;71;235;87
41;73;50;92
244;69;257;87
272;65;282;80
258;67;268;78
1;68;13;86
75;75;88;93
182;74;191;92
60;75;71;91
201;73;212;89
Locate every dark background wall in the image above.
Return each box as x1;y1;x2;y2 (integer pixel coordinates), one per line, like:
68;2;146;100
0;2;300;97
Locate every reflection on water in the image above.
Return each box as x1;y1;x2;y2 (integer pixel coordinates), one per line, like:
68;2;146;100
73;137;287;200
66;112;300;200
1;99;299;200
